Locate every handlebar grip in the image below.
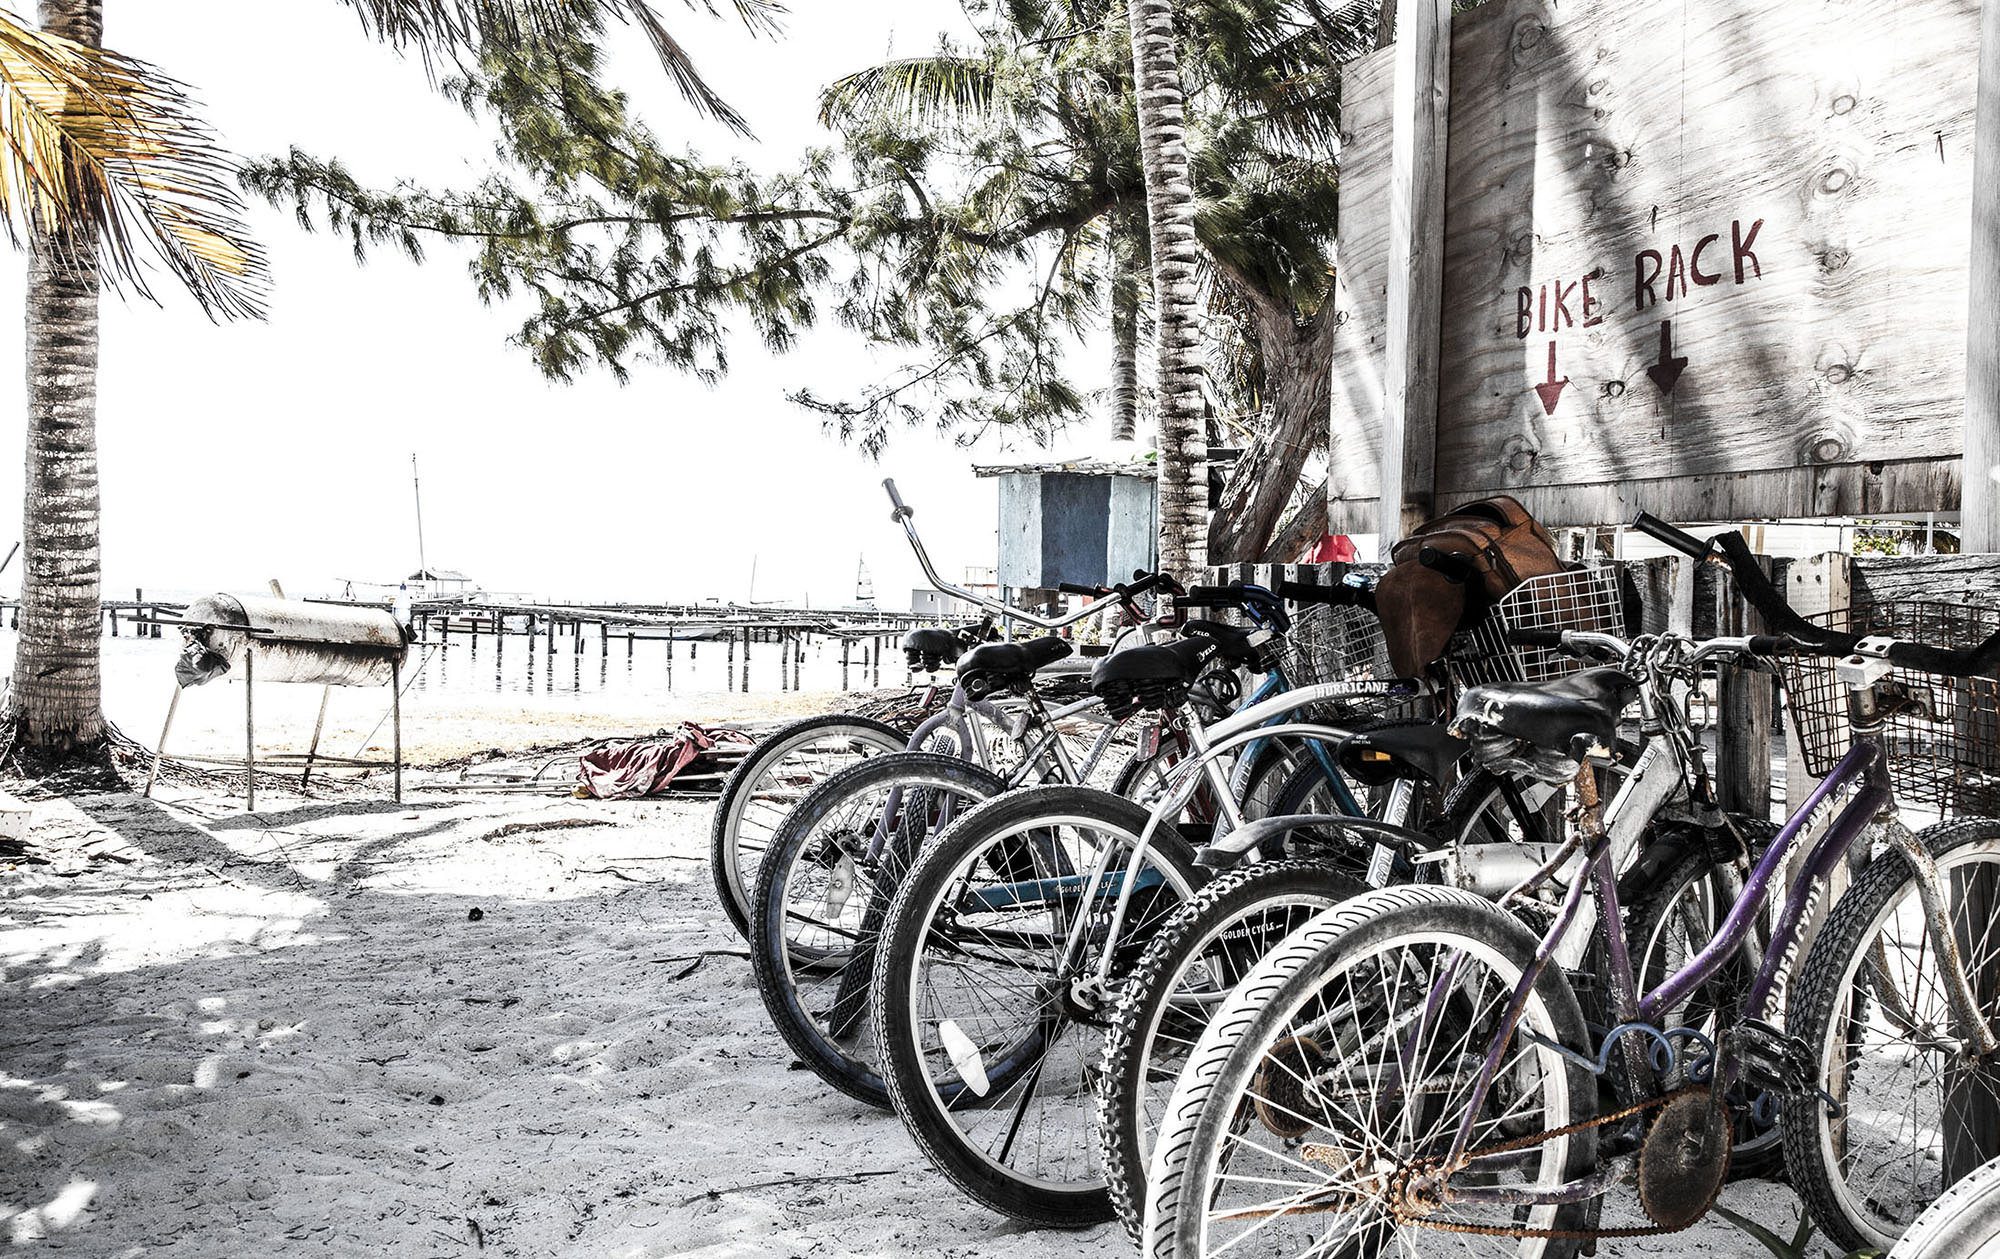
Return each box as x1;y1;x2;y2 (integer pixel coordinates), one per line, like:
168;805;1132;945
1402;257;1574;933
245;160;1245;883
1505;628;1567;649
1418;546;1478;585
1747;634;1797;656
1630;511;1709;560
1058;582;1107;598
1276;580;1374;609
883;478;911;518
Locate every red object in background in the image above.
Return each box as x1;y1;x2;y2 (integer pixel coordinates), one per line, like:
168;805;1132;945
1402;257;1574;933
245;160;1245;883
577;723;753;799
1307;534;1358;563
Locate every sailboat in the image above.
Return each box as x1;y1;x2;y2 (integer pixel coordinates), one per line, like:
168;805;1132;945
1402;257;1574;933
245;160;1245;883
339;455;480;602
855;556;877;610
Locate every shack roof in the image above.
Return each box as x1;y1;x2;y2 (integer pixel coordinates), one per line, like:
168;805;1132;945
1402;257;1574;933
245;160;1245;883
971;458;1155;479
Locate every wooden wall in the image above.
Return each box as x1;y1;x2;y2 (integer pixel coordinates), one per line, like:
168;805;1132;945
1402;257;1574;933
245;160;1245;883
1329;0;1983;531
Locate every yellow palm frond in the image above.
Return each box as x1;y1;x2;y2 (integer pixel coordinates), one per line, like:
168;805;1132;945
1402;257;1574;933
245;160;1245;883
0;9;267;318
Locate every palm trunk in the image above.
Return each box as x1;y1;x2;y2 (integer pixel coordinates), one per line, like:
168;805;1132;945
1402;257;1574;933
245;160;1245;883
12;0;108;755
1126;0;1206;580
1108;206;1142;443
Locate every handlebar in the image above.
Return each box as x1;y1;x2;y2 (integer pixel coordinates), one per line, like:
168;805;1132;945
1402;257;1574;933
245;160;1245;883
884;478;911;520
1276;579;1375;610
1631;511;2000;678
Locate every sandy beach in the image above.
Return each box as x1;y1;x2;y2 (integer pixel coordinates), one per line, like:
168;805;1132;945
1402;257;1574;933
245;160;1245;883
1;761;1803;1257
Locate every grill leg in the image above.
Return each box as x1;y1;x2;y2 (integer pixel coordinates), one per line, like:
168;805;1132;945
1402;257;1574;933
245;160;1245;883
144;684;180;799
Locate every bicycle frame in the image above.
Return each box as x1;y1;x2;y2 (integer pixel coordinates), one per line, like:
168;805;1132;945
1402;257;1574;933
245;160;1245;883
1430;650;1999;1202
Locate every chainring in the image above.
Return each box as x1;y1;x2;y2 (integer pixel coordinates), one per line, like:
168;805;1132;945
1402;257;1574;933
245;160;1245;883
1253;1035;1328;1139
1637;1090;1731;1230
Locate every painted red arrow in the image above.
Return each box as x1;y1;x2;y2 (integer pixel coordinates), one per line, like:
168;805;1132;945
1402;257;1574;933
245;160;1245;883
1533;341;1568;415
1646;319;1688;395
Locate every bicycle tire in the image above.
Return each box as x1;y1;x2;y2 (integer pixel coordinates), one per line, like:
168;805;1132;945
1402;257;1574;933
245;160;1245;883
1889;1151;2000;1259
1143;885;1598;1259
1783;818;2000;1253
709;713;907;938
873;785;1204;1227
749;752;1008;1108
1097;858;1361;1239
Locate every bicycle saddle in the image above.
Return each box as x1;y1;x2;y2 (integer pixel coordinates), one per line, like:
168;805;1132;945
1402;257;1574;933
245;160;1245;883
1452;667;1636;783
1181;619;1277;671
903;628;963;672
1091;638;1208;720
1338;722;1466;788
956;636;1073;700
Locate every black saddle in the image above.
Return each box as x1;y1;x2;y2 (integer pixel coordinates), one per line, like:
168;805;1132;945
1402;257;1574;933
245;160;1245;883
1091;639;1209;720
1338;722;1466;788
903;628;964;672
1181;619;1277;671
956;636;1072;700
1453;667;1637;783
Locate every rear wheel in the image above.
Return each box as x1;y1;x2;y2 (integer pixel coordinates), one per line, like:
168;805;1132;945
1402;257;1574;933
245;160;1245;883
710;714;907;938
749;753;1007;1108
873;786;1204;1226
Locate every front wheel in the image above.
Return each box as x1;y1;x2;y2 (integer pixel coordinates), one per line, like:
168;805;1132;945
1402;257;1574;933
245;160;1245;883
1784;818;2000;1252
873;786;1204;1227
1097;859;1363;1239
1144;885;1598;1259
749;753;1008;1109
709;714;908;938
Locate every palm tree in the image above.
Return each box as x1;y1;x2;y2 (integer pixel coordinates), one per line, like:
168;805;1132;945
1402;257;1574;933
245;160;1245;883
3;0;757;757
1126;0;1206;578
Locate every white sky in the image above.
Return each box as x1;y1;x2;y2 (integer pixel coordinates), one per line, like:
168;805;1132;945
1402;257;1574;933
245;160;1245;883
0;1;1084;608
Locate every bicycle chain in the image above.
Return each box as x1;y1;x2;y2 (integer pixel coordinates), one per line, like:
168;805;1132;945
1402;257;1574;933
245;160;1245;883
1391;1084;1711;1240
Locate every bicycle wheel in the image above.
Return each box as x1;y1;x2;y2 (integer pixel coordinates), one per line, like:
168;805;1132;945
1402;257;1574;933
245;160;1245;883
1145;885;1597;1259
1784;818;2000;1252
709;714;907;939
750;752;1008;1108
1098;859;1363;1239
873;786;1204;1226
1627;843;1783;1178
1889;1151;2000;1259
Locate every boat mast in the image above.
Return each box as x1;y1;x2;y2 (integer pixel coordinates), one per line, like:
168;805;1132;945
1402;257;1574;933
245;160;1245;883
411;453;428;581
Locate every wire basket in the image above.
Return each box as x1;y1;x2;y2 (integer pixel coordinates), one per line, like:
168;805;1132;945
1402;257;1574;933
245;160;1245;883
1277;602;1419;721
1779;601;2000;816
1444;566;1629;693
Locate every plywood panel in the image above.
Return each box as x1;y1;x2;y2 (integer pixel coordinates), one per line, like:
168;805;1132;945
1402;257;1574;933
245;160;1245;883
1335;0;1980;528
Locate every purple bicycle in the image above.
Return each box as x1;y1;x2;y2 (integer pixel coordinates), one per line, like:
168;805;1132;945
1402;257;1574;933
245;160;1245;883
1144;514;2000;1259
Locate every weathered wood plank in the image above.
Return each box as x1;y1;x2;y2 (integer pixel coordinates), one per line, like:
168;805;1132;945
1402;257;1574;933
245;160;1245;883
1336;0;1980;529
1852;552;2000;605
1328;53;1395;523
1966;0;2000;549
1378;0;1455;540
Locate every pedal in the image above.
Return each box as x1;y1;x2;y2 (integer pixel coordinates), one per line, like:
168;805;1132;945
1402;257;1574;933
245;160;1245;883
1734;1018;1814;1097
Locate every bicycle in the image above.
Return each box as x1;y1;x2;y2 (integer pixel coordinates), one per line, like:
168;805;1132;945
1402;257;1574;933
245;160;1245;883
1142;512;2000;1258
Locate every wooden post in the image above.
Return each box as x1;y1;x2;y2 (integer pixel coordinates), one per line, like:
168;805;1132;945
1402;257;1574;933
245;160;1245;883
666;630;675;688
108;606;118;636
1947;36;2000;1168
391;657;403;805
545;614;556;654
300;684;332;790
1713;556;1775;822
727;633;736;689
1376;0;1453;542
1965;0;2000;551
841;637;850;691
741;626;752;694
243;648;256;813
1783;554;1851;816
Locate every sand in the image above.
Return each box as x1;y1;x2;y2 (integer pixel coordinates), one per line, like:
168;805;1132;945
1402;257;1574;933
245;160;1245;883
0;769;1800;1256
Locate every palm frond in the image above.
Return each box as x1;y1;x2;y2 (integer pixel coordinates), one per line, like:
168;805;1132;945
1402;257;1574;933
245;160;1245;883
0;11;266;319
819;55;1006;129
338;0;778;134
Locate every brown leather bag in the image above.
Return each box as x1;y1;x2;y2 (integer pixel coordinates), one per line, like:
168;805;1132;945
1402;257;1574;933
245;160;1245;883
1374;496;1564;676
